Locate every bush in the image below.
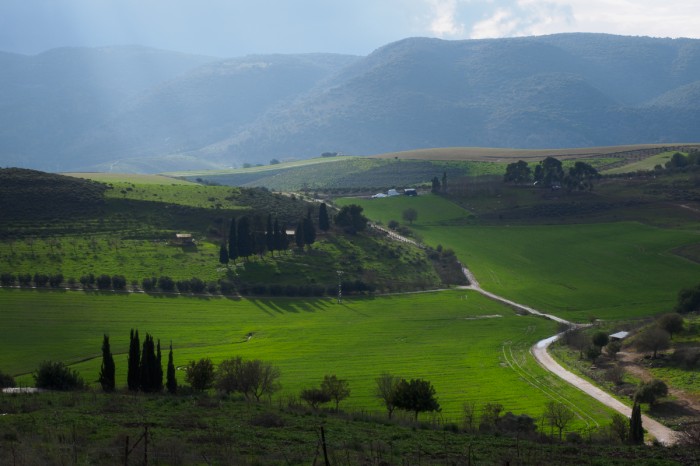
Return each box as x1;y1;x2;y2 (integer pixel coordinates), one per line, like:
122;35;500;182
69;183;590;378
48;274;64;288
0;272;15;286
111;275;127;290
158;276;175;292
185;358;215;391
18;273;32;286
219;279;236;295
176;280;191;293
95;274;112;290
671;347;700;369
80;273;95;288
189;277;206;293
33;273;49;287
635;379;668;405
0;369;16;388
142;277;156;291
33;361;85;390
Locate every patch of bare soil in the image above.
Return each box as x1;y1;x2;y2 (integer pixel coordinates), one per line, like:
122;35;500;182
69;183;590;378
618;350;700;423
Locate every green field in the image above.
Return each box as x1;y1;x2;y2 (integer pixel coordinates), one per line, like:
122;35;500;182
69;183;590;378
64;173;196;185
336;194;700;322
602;151;680;174
0;289;613;427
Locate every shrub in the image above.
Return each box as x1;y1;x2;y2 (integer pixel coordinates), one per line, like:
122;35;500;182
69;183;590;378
48;274;64;288
635;379;668;405
176;280;191;293
111;275;127;290
79;273;95;288
185;358;215;391
141;277;156;291
18;273;32;286
33;361;85;390
33;273;49;287
189;277;206;293
671;347;700;369
95;274;112;290
158;276;175;292
0;369;16;388
0;272;15;286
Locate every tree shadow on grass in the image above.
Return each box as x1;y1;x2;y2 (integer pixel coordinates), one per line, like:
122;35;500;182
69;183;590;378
248;297;333;315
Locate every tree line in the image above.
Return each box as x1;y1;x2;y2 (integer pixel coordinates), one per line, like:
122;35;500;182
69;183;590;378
504;157;600;191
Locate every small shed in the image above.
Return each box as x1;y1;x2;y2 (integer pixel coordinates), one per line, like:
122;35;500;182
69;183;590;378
609;331;629;341
174;233;194;246
404;188;417;196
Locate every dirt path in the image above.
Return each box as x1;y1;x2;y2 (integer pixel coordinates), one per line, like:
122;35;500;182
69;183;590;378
456;266;679;444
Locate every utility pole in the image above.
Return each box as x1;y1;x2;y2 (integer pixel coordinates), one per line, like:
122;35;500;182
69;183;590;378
336;270;343;304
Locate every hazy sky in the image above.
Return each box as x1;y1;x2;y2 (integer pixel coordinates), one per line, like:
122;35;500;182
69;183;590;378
2;0;699;57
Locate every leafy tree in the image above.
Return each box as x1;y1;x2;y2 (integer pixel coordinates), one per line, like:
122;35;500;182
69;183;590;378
215;356;244;394
634;327;670;358
375;373;401;419
544;401;574;440
158;276;175;292
48;273;64;288
565;161;600;191
111;275;127;290
629;402;644;444
606;340;622;360
228;217;238;263
166;342;177;394
318;203;330;232
479;402;504;431
219;243;229;265
33;361;85;391
635;379;668;405
503;160;532;184
592;331;609;349
98;334;115;392
674;282;700;314
301;387;331;409
534;156;564;188
127;329;141;391
321;375;351;412
402;208;418;225
657;313;684;339
185;358;215;391
665;152;688;169
609;412;629;443
95;274;111;290
0;272;15;286
269;158;280;165
394;378;441;420
335;204;368;234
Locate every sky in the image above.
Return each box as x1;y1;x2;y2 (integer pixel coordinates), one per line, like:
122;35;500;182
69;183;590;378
1;0;700;57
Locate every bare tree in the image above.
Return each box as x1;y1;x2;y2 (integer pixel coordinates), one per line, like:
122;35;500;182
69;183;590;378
375;373;401;419
544;401;575;441
462;401;478;432
321;375;350;412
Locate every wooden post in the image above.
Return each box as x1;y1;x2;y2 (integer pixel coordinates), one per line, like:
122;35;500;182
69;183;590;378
320;426;330;466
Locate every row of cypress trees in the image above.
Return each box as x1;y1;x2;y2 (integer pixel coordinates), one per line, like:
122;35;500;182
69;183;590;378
98;330;177;394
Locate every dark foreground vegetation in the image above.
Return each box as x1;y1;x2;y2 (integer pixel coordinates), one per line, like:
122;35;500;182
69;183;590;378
2;390;699;466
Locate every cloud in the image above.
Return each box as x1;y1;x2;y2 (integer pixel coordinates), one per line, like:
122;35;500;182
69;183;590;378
427;0;466;37
469;0;700;39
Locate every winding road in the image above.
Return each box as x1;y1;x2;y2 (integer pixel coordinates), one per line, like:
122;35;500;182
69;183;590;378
460;266;678;445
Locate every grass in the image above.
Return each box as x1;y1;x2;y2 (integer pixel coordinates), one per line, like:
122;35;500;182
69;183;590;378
0;289;614;427
336;194;700;322
602;151;682;174
63;173;196;185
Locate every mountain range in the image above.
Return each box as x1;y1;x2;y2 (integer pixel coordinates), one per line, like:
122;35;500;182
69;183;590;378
1;33;699;173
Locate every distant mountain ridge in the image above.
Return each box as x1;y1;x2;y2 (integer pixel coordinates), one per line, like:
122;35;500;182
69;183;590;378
1;34;699;172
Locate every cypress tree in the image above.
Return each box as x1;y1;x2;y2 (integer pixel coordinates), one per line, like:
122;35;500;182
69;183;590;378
442;171;448;193
237;216;252;260
273;218;282;255
266;214;275;255
318;203;330;232
98;334;115;392
166;341;177;394
219;243;229;265
228;217;238;263
295;220;305;250
304;209;316;247
280;223;290;253
127;329;140;391
156;339;163;391
630;402;644;444
139;333;159;392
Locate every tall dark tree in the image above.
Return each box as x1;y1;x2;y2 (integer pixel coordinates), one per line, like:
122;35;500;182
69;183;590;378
156;339;163;391
318;203;330;232
236;216;252;260
280;224;290;252
442;171;448;193
139;333;160;393
303;209;316;247
295;220;305;250
166;342;177;394
219;243;229;265
266;214;275;255
431;176;441;193
630;402;644;444
273;218;283;255
228;217;238;263
98;334;115;392
252;215;267;258
127;329;141;391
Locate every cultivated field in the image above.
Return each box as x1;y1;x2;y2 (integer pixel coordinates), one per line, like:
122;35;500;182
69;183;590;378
336;194;700;322
0;289;613;427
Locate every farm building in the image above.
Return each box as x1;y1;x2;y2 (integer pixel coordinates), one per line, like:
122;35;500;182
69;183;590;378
173;233;194;246
609;331;630;341
404;188;417;196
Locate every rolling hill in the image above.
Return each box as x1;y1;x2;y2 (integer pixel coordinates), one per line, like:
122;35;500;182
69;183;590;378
2;33;700;172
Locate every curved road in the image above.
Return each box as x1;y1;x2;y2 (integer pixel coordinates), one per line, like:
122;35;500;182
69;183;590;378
460;266;677;445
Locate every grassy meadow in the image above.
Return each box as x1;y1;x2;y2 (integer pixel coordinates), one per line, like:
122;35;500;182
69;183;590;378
336;194;700;322
0;289;613;427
